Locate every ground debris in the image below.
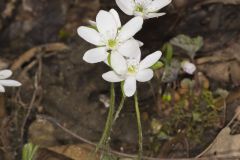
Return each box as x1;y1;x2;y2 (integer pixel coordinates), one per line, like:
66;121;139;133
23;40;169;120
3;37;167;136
11;43;69;71
199;0;240;5
197;38;240;86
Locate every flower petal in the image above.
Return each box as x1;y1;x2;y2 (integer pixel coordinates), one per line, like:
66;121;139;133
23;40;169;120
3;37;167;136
181;61;196;75
115;0;135;15
77;26;103;46
135;39;144;47
136;69;154;82
0;80;21;86
0;70;12;79
102;71;124;82
124;76;136;97
88;20;96;26
110;52;128;75
109;9;121;28
145;12;166;19
117;39;141;58
118;16;143;42
147;0;172;12
96;10;117;39
0;85;5;92
83;47;108;63
139;51;162;70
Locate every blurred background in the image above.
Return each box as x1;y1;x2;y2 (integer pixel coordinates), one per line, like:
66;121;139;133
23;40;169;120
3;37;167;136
0;0;240;159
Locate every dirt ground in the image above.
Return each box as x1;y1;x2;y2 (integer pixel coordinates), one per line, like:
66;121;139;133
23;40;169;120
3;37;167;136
0;0;240;159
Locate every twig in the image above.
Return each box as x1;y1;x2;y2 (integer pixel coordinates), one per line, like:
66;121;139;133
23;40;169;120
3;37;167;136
38;114;214;160
20;55;42;145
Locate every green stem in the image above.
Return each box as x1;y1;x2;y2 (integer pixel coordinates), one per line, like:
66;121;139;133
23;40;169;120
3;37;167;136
134;91;143;159
95;83;115;153
113;95;126;125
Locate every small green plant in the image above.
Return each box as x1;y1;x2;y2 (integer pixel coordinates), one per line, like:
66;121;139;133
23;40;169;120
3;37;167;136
150;77;223;153
22;143;38;160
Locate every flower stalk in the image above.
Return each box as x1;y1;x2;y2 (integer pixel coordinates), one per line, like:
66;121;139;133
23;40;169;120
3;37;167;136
95;83;115;153
113;94;126;124
134;91;143;159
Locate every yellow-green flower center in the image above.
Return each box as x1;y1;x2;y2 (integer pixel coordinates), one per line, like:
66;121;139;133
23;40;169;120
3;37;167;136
135;5;144;13
127;65;138;75
108;39;117;49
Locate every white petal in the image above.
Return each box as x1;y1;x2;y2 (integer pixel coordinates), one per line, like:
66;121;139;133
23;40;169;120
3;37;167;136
0;85;5;92
139;51;162;70
0;80;21;86
77;26;103;46
110;52;128;75
147;0;172;12
136;69;154;82
136;40;144;47
118;16;143;42
181;61;196;75
0;70;12;79
96;10;117;39
83;47;108;63
145;12;166;19
109;9;121;28
124;76;136;97
117;39;141;58
115;0;135;15
102;71;124;82
88;20;96;26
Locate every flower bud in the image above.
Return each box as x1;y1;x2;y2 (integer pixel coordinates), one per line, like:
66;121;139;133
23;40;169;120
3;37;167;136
181;61;196;75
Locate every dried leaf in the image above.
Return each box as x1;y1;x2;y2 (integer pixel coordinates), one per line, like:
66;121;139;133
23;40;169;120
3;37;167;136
48;144;99;160
198;62;230;82
230;62;240;86
197;41;240;85
201;127;240;158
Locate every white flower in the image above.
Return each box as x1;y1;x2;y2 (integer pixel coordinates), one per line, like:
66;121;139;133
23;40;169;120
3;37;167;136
0;70;21;92
102;51;162;97
116;0;172;19
181;61;196;75
77;9;143;73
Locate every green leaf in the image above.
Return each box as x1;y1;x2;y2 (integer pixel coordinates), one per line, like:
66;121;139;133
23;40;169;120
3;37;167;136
151;61;164;70
162;92;172;102
170;34;203;59
162;43;173;65
22;143;38;160
192;112;202;122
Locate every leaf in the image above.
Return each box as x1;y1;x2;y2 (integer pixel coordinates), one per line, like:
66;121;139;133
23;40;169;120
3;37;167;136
151;61;164;70
22;143;38;160
200;127;240;158
197;41;240;85
161;59;181;83
192;112;202;122
48;144;99;160
170;34;203;59
162;43;173;65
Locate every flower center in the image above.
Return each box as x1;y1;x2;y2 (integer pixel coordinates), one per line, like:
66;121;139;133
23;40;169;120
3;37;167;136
107;39;117;49
135;5;144;13
127;59;139;75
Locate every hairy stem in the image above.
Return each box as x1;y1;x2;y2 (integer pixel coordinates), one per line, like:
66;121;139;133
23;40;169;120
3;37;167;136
95;83;115;153
134;91;143;159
